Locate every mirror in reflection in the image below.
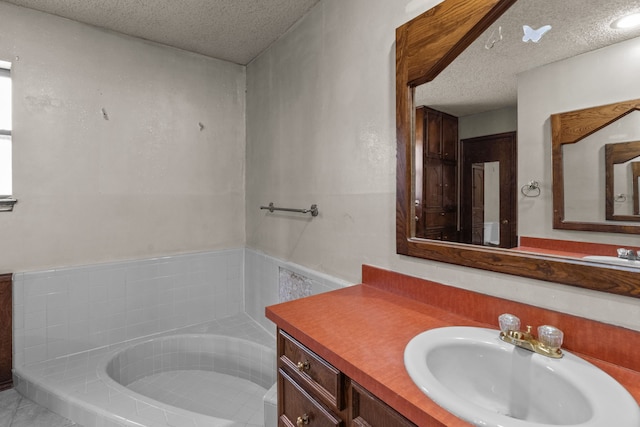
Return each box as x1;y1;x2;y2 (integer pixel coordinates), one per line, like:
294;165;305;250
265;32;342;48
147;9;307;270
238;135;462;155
607;141;640;221
561;111;640;224
552;98;640;235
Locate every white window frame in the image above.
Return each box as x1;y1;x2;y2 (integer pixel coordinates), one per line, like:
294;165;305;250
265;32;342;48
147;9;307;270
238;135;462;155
0;61;16;212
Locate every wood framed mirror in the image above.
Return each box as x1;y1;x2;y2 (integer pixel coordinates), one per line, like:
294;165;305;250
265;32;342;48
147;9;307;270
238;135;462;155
396;0;640;298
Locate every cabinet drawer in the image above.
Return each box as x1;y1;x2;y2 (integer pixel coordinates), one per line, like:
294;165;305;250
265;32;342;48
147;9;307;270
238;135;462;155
279;331;345;410
351;382;416;427
425;211;456;228
279;368;343;427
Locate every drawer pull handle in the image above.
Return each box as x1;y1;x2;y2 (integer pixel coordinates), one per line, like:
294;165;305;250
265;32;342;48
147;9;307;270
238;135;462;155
297;414;310;427
297;361;310;372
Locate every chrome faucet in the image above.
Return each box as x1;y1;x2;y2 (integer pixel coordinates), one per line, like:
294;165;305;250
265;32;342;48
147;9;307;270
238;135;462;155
617;248;639;260
498;313;564;358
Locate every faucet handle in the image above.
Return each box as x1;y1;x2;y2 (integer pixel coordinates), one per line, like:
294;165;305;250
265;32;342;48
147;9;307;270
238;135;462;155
617;248;629;258
498;313;521;333
537;325;564;349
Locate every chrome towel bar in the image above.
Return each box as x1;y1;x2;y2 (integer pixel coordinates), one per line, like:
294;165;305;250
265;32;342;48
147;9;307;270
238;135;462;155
0;197;17;212
260;202;318;217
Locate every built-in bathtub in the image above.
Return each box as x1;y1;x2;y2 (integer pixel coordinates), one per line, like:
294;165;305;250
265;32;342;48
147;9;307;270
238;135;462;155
100;334;276;425
11;249;346;426
13;314;278;427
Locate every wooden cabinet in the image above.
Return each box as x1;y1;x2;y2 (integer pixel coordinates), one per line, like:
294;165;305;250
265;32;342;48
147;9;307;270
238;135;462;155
277;330;416;427
279;330;345;411
415;106;458;241
351;382;416;427
425;107;457;161
279;368;343;427
0;273;11;391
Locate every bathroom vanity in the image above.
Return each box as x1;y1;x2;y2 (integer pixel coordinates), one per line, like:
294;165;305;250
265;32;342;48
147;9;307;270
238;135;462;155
266;266;640;426
277;329;416;427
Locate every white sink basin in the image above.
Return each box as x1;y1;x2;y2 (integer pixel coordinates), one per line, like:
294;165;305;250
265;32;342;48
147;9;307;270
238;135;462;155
582;255;640;268
404;327;640;427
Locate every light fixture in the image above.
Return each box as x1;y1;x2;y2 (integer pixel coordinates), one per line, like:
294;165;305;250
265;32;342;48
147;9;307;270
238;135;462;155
522;25;552;43
611;12;640;29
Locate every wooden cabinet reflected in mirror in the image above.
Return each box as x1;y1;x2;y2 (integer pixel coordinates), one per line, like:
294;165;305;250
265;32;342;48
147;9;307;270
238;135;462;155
396;0;640;298
414;106;458;242
414;104;518;248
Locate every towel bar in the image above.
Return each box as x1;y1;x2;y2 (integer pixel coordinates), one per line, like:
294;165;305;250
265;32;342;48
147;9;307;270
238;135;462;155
260;202;318;217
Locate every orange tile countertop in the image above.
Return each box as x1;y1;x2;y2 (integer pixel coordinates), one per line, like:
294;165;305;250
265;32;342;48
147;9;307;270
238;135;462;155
265;265;640;426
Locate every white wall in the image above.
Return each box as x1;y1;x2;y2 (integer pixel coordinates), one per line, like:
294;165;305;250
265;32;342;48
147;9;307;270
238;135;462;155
458;106;517;140
0;3;246;272
246;0;640;331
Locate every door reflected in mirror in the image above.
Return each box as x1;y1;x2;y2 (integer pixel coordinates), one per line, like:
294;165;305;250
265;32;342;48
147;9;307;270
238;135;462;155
460;132;516;248
472;161;501;246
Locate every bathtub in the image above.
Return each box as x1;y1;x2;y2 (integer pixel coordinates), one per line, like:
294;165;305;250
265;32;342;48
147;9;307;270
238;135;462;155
14;314;278;427
99;334;276;425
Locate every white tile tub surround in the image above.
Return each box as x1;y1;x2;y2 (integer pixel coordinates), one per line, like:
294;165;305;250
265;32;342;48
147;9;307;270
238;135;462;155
13;249;244;367
14;314;276;427
11;248;349;426
244;248;352;333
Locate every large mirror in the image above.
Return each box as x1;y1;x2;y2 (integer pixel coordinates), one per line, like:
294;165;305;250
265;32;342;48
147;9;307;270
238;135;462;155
396;0;640;298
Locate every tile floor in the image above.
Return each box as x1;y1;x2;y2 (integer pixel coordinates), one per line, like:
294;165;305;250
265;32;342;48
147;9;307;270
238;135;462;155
0;388;79;427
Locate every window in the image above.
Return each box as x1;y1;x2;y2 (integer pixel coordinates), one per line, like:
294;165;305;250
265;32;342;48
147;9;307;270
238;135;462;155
0;64;11;195
0;61;15;211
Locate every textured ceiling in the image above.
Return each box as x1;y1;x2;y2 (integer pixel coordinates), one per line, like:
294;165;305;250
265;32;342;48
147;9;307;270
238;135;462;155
0;0;321;64
4;0;639;107
416;0;640;117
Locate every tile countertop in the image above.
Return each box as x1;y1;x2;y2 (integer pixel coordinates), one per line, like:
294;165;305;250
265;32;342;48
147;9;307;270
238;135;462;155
265;265;640;427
